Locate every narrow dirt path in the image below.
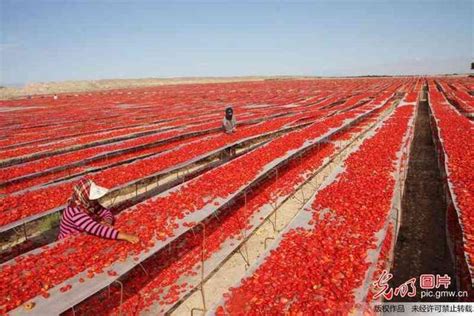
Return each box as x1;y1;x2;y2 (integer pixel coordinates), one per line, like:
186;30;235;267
390;98;457;301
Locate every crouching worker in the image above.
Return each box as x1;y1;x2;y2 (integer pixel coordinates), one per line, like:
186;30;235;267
222;106;237;134
222;106;237;157
58;177;139;244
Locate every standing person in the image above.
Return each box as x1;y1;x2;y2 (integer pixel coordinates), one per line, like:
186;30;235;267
222;107;237;134
58;177;139;243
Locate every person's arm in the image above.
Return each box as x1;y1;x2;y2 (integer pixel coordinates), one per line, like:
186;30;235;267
72;211;119;239
222;118;229;131
232;117;237;131
223;118;232;133
97;208;114;225
71;211;139;243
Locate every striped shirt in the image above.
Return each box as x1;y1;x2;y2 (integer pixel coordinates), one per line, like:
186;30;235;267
58;206;119;240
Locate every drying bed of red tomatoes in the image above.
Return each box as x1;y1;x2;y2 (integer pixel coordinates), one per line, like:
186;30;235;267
1;80;338;152
1;87;346;193
0;78;426;315
215;104;416;315
0;109;328;228
0;78;413;148
1;111;267;192
1;135;206;195
1;110;199;160
78;98;397;315
1;108;289;193
0;95;388;314
428;81;474;276
0;129;185;184
436;79;474;115
0;86;220;148
1;107;234;162
69;143;339;316
0;78;404;172
1;93;371;229
6;105;281;166
330;95;398;145
0;123;171;161
365;224;394;305
0;108;156;149
1;98;334;186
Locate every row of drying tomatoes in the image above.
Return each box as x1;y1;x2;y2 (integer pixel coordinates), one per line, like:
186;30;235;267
1;102;226;161
2;128;182;184
428;83;474;269
437;81;473;115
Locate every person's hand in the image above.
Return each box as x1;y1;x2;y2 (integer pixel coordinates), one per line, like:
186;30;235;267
118;232;140;244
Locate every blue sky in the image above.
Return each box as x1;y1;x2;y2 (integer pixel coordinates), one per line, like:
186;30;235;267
1;0;472;85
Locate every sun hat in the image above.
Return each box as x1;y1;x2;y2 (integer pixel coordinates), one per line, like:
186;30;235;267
89;181;109;200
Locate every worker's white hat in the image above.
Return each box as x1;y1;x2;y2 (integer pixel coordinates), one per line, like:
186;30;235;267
89;181;109;200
